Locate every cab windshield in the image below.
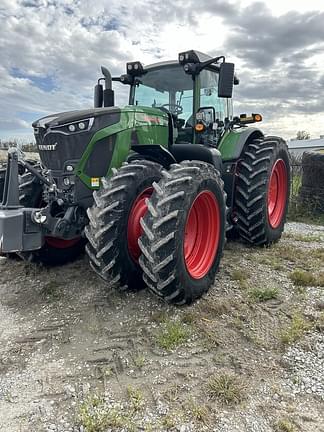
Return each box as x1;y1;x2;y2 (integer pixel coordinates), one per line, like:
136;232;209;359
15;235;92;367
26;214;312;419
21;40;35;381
133;64;194;124
132;64;228;127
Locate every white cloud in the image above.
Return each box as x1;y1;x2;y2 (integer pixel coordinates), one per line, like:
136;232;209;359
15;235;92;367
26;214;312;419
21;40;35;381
0;0;323;141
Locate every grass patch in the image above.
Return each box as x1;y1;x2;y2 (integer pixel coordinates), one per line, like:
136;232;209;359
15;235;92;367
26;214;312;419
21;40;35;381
133;354;146;369
248;287;279;302
255;255;283;271
78;395;134;432
160;410;184;429
311;248;324;260
315;312;324;332
186;399;209;424
284;232;322;242
163;383;181;403
156;319;190;350
151;310;169;323
271;244;306;264
289;269;324;287
231;268;249;282
276;418;296;432
207;373;245;404
288;201;324;226
127;386;144;412
40;280;62;300
181;310;199;324
280;313;312;345
198;298;232;317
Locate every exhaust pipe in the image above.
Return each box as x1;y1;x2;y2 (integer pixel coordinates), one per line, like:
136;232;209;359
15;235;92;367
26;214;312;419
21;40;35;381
101;66;115;107
94;66;115;108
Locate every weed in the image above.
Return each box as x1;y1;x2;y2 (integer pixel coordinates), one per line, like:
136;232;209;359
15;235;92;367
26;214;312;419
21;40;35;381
163;383;181;402
280;313;312;345
248;287;279;302
289;270;324;287
186;399;209;424
311;248;324;260
254;255;283;271
160;411;184;429
156;320;190;350
40;280;62;300
207;373;245;404
181;310;199;324
133;354;146;369
151;310;170;323
289;270;316;286
127;386;144;412
315;312;324;331
231;268;248;282
284;233;322;242
272;244;305;263
316;273;324;287
276;418;296;432
195;320;220;348
78;395;130;432
199;298;232;317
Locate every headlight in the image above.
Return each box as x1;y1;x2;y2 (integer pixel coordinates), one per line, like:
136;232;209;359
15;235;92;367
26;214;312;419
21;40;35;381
49;117;94;135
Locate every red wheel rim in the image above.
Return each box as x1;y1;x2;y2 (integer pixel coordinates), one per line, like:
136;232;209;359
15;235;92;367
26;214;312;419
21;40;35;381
127;187;153;262
184;190;220;279
45;237;80;249
268;159;288;229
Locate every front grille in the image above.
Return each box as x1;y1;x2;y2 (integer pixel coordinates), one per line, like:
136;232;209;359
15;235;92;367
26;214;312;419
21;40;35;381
36;129;92;171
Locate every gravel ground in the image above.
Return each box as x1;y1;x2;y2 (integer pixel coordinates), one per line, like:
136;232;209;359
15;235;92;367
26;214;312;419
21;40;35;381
0;221;324;432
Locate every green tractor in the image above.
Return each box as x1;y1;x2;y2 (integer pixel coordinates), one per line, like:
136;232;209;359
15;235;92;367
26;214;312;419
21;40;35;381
0;50;290;304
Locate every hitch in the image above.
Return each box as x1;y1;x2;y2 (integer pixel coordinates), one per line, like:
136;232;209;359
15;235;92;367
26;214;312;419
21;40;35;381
1;148;21;209
0;148;44;253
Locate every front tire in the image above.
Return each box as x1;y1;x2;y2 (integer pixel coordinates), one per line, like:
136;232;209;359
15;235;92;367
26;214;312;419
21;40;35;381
139;161;226;305
234;136;290;245
85;160;164;291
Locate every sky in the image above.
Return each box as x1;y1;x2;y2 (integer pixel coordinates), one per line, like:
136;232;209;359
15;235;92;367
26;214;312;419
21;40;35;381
0;0;323;142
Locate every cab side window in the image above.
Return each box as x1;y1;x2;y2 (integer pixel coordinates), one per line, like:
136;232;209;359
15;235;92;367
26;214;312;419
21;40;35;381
200;69;226;121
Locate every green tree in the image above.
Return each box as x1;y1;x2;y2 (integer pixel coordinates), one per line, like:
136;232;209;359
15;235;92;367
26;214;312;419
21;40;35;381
296;130;310;140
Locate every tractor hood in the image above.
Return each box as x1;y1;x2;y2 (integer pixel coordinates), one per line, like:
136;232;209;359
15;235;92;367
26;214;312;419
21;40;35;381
32;105;169;185
32;107;122;172
32;107;121;129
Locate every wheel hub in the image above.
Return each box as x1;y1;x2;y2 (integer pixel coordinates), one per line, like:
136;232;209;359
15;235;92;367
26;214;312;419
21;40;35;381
127;187;153;261
268;159;288;229
184;190;220;279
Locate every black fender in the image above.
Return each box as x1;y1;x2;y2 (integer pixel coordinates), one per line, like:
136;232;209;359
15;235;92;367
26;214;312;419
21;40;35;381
170;143;223;172
129;145;176;168
233;128;264;159
130;143;223;173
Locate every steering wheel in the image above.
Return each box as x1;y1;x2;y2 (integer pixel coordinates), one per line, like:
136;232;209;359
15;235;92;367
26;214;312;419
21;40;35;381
161;103;183;115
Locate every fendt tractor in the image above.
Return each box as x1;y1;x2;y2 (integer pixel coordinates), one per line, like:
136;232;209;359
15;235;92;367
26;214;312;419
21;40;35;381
0;50;290;304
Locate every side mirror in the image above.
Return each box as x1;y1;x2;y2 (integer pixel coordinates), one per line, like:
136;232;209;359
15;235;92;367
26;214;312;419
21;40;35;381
218;62;235;98
196;106;216;124
94;83;103;108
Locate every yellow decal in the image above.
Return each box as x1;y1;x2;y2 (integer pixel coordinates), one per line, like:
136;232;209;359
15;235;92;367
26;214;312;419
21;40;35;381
91;177;100;187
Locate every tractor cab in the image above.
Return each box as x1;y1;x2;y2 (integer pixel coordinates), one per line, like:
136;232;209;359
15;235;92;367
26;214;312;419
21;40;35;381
130;60;233;145
96;50;238;147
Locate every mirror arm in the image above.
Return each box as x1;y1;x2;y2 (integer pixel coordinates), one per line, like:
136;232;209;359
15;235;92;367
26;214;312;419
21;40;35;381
198;55;225;71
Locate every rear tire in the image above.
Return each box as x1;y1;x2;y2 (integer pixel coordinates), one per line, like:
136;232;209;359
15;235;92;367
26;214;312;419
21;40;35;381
85;160;164;291
139;161;226;305
234;136;290;245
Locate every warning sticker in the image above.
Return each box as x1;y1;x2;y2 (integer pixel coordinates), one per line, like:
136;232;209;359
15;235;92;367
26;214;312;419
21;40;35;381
91;177;100;187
